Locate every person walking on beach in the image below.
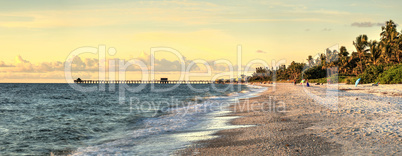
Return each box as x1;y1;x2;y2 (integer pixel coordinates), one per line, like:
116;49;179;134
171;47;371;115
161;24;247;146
306;79;310;87
294;79;297;85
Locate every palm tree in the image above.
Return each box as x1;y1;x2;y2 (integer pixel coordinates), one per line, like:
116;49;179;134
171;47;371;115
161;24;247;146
338;46;349;74
369;40;382;65
380;20;400;63
398;32;402;62
339;46;349;57
306;55;313;67
381;44;393;63
354;35;369;58
380;20;399;43
347;52;359;75
319;53;327;69
353;35;369;74
325;50;338;68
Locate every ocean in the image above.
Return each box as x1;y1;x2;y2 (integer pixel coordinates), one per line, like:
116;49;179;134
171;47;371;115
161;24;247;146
0;83;266;155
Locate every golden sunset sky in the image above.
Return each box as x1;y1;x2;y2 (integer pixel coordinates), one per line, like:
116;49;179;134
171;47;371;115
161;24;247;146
0;0;401;82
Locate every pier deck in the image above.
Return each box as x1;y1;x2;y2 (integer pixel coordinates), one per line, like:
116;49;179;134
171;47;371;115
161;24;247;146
74;80;213;84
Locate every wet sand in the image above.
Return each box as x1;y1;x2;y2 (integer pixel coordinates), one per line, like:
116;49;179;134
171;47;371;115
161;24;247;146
177;83;402;155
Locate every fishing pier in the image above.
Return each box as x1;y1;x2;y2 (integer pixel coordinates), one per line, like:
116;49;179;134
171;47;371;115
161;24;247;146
74;78;213;84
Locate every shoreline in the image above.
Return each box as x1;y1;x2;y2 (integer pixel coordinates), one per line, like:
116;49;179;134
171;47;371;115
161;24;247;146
177;83;402;155
67;84;261;155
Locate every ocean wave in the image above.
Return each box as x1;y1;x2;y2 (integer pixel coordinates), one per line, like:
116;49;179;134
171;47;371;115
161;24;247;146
71;84;267;155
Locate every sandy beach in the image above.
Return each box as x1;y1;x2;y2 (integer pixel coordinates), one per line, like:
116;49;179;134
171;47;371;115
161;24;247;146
178;83;402;155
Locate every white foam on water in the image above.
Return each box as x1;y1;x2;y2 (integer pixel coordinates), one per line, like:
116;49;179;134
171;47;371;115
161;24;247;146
0;127;8;133
71;84;267;155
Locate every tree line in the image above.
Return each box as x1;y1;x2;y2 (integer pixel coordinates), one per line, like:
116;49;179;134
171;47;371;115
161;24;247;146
250;20;402;83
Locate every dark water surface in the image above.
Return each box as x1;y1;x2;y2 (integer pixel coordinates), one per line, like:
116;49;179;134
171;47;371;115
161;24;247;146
0;83;264;155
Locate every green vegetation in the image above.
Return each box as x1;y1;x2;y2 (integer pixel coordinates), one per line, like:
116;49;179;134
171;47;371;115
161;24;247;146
303;65;326;80
342;64;389;84
377;64;402;84
250;20;402;84
309;75;351;84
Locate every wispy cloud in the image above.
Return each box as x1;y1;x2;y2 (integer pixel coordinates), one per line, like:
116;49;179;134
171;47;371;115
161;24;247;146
351;22;383;27
0;0;223;28
0;15;34;22
322;28;332;31
309;9;350;15
1;0;350;28
0;61;15;67
226;18;333;23
256;50;267;53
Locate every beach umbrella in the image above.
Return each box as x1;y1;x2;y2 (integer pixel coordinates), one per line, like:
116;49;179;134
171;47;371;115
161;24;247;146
355;78;361;87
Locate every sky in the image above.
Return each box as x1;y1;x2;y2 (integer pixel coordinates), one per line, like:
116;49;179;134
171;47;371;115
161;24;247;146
0;0;401;83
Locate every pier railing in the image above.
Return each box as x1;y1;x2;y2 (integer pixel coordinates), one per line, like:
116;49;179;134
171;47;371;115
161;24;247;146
74;80;213;84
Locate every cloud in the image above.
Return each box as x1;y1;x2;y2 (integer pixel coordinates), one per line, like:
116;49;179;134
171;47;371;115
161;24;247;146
71;57;99;71
351;22;383;27
226;18;332;23
0;72;66;79
256;50;267;53
305;29;310;31
308;10;350;15
14;55;34;72
135;52;231;72
0;55;92;73
0;61;15;67
0;54;242;80
322;28;332;31
15;55;29;64
0;0;222;28
0;15;34;22
0;0;344;28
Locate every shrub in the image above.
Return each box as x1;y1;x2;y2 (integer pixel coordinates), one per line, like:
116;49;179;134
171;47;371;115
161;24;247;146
355;64;390;84
347;77;360;84
309;77;326;83
376;64;402;84
346;78;351;84
303;65;326;79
